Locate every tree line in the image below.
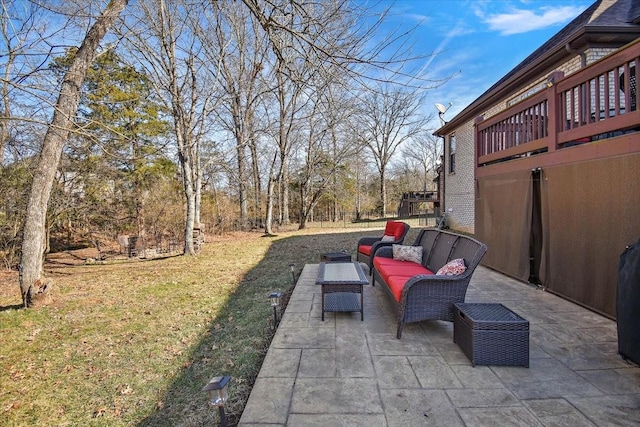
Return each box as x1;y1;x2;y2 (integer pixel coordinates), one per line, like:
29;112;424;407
0;0;444;307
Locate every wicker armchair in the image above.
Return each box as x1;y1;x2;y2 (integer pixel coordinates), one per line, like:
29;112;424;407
356;221;410;271
372;229;487;338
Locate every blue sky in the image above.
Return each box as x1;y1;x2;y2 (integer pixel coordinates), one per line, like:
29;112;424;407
373;0;592;124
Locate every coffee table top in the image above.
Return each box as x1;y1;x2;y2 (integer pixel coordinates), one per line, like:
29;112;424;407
316;262;368;286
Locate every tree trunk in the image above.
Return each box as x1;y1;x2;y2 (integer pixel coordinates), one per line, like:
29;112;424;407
0;64;9;167
249;137;262;227
264;152;278;235
331;129;338;222
265;177;275;235
195;136;202;227
133;138;146;249
278;155;290;225
136;194;145;247
237;143;249;230
380;168;387;216
298;185;307;230
355;157;362;220
298;212;307;229
179;145;197;255
280;146;290;226
19;0;128;307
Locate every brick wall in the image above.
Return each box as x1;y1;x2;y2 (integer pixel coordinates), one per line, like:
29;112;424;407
443;121;475;233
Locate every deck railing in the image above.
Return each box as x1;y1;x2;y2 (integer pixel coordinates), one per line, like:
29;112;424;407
476;39;639;170
400;191;438;201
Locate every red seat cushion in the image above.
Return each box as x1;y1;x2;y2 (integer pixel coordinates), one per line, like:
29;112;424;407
358;244;372;256
373;256;397;269
373;258;429;281
373;257;433;301
386;272;433;302
386;275;412;301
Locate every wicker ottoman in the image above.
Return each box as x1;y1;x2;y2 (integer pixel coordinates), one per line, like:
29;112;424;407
454;303;529;367
320;252;352;262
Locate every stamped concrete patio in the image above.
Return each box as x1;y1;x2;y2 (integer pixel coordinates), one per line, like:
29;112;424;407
239;263;640;426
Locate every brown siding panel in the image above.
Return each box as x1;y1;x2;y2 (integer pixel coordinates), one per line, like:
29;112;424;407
540;153;640;318
476;170;532;282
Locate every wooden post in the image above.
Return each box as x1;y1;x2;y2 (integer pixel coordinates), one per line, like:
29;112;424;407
545;71;564;153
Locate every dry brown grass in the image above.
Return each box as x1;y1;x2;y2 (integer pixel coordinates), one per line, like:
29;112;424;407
0;224;420;426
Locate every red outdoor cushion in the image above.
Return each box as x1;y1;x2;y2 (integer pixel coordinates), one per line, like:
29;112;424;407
373;256;428;271
358;244;372;256
386;275;412;301
373;257;429;283
384;221;406;241
373;256;433;298
386;272;433;302
373;256;397;269
359;222;406;257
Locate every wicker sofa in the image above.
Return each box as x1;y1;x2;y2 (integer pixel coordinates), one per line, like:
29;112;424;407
372;228;487;339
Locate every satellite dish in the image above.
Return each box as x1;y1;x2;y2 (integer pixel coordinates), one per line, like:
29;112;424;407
435;102;452;114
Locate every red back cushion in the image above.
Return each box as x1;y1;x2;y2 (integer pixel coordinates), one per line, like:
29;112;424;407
384;221;405;241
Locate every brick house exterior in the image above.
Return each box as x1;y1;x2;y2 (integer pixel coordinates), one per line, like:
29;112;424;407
435;0;640;318
442;122;475;233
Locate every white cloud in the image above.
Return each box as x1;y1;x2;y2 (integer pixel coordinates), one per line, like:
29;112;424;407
403;13;431;24
482;5;586;35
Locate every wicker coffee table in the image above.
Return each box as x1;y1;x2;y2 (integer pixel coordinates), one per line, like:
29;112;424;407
316;262;368;321
453;303;529;367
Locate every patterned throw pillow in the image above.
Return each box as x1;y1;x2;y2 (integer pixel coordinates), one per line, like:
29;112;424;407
392;245;423;264
436;258;467;276
381;234;396;242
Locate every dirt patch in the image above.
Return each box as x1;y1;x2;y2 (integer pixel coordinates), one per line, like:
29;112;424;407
1;245;129;305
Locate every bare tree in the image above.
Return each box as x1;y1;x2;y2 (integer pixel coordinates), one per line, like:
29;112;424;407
203;1;270;230
403;129;442;193
292;98;330;229
322;80;359;222
355;84;427;215
118;0;216;255
271;57;302;227
291;72;359;229
19;0;128;307
242;0;440;225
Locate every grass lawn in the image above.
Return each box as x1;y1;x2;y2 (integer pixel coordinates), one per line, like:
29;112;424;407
0;224;420;426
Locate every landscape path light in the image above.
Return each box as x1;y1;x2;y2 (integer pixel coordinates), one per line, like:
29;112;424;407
269;291;282;327
203;375;231;427
288;263;296;285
